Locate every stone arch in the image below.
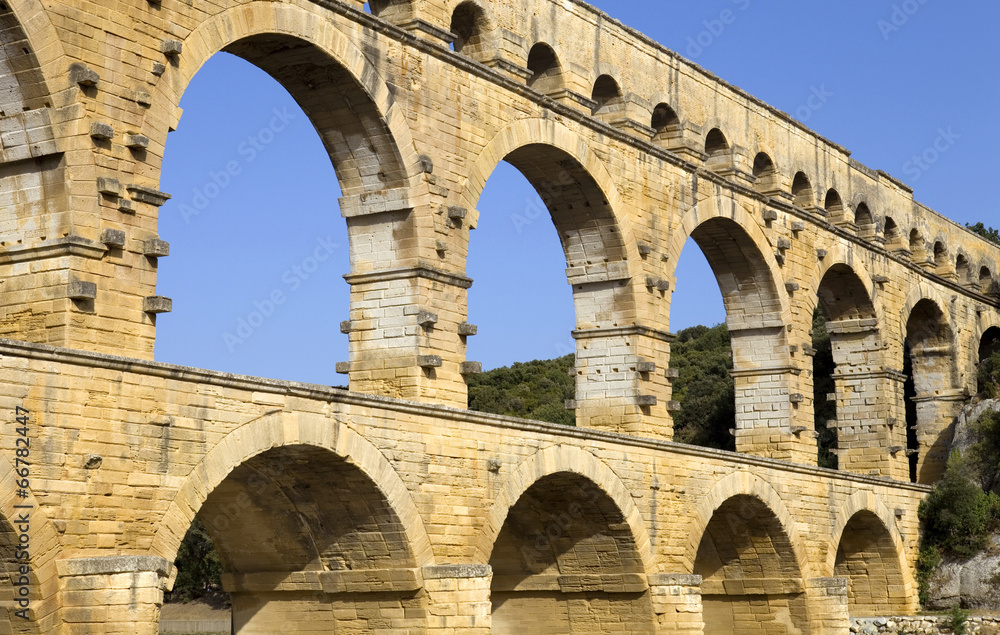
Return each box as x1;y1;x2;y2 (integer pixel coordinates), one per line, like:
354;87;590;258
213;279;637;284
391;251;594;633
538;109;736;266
150;411;436;631
0;453;60;632
151;411;434;569
683;472;809;576
667;196;800;457
149;2;422;199
667;196;791;330
450;0;498;60
686;473;812;634
792;172;814;208
828;492;917;616
901;286;960;483
476;444;652;571
526;41;563;94
459;116;640;274
0;0;62;114
591;73;624;116
650;102;681;138
978;262;995;295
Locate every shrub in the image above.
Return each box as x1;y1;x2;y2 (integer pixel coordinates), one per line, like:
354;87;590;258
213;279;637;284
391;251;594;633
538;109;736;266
916;544;942;606
948;604;969;635
918;454;998;558
979;352;1000;398
968;409;1000;493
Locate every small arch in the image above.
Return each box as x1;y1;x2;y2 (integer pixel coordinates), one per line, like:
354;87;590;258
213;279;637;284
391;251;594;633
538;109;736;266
705;127;729;157
650;102;680;138
933;241;948;269
792;172;814;208
979;265;994;295
526;42;562;93
855;203;874;237
884;217;901;247
752;152;775;178
591;74;622;115
956;253;971;284
752;152;778;194
450;1;490;58
822;187;842;215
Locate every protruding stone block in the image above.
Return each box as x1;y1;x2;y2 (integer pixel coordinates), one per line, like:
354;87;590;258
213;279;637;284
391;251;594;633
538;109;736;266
762;209;778;222
665;367;680;379
340;321;352;334
69;63;99;87
417;311;438;327
67;281;97;300
152;62;166;76
776;237;792;250
97;177;122;197
90;122;114;140
125;134;150;149
460;361;483;375
417;355;442;368
118;199;134;214
785;280;800;292
637;395;657;407
100;229;126;248
142;239;169;257
143;296;172;314
636;361;656;373
335;362;351;374
667;401;682;412
458;323;478;336
161;39;183;56
564;399;578;410
447;206;467;220
789;393;804;403
638;242;653;256
127;184;171;206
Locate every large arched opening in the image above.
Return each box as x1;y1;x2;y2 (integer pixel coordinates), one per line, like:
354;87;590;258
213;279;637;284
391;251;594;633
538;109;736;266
489;472;653;634
669;212;793;457
164;444;426;632
813;264;898;476
464;131;642;432
694;495;809;634
834;511;909;617
156;29;413;384
904;298;958;483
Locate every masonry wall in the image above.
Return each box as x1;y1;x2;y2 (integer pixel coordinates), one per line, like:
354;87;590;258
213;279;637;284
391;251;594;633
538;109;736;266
0;339;925;632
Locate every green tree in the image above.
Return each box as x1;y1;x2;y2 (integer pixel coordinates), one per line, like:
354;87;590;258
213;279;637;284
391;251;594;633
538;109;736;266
168;516;227;605
668;324;736;451
468;355;576;425
966;222;1000;246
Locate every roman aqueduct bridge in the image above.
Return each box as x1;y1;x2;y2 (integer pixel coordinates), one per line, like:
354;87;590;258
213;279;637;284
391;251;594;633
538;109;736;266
1;0;999;632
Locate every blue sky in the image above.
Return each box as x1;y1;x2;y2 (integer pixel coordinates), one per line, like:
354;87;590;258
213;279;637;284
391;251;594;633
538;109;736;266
154;1;1000;383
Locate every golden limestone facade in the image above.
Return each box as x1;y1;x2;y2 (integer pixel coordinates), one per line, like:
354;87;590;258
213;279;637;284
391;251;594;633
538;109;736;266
0;0;997;632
